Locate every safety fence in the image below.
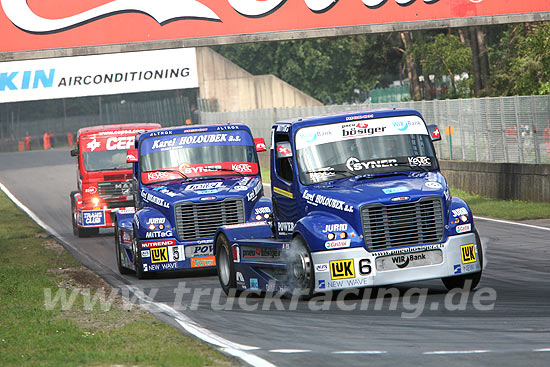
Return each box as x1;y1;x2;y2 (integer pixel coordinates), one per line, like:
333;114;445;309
202;95;550;164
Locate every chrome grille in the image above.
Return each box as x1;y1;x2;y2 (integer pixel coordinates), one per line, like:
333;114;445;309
98;181;129;199
361;197;444;251
174;198;245;241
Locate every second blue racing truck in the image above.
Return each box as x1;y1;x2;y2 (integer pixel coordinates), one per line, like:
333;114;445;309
214;109;485;296
114;124;271;278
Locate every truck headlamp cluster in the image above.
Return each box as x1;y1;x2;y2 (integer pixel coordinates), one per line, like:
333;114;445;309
328;232;348;240
327;233;335;240
91;197;100;206
148;224;156;231
460;215;468;223
340;232;348;239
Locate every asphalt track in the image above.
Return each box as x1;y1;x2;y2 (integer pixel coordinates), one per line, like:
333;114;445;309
1;148;549;367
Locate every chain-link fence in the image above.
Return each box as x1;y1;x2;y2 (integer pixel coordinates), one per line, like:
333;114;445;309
202;95;550;164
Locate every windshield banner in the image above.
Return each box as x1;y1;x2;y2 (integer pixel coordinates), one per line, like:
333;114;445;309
141;161;259;183
141;130;254;154
81;135;135;152
296;115;429;150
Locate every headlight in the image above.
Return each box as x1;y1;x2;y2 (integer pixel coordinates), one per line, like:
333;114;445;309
91;197;100;206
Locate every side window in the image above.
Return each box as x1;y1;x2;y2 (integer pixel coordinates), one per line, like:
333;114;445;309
274;132;293;183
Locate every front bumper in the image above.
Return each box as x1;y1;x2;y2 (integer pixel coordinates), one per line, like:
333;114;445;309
312;233;481;291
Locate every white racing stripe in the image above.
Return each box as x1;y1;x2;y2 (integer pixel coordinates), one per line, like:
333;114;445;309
424;350;491;355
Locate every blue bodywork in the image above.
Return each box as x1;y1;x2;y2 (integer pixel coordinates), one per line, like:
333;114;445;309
215;109;483;293
115;124;271;275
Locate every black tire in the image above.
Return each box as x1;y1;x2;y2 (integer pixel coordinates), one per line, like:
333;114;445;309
115;221;132;275
216;233;238;296
70;191;79;236
442;229;483;291
288;236;314;299
132;228;145;279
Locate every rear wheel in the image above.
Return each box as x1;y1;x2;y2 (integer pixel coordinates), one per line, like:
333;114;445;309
216;234;238;296
288;236;314;298
442;229;483;291
115;221;132;275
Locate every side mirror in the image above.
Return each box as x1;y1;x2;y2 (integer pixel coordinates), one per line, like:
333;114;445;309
126;148;139;163
427;125;441;141
70;149;78;157
254;138;267;152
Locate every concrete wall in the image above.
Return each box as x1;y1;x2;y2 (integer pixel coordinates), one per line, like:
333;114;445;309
196;47;322;112
440;161;550;203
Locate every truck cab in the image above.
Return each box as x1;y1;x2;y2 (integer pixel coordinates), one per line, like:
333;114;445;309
214;109;484;296
70;123;161;237
114;123;271;278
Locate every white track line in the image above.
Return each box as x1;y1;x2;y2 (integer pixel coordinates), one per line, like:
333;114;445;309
0;181;272;367
424;350;491;355
475;216;550;231
533;348;550;352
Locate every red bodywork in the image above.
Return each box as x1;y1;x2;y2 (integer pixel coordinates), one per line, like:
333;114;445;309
72;123;161;231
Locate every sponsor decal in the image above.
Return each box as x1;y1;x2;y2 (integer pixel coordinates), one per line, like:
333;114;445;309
242;247;281;260
236;272;245;283
424;182;443;190
118;207;135;215
324;239;351;249
273;186;293;199
254;206;271;215
408;156;432;167
318;280;326;289
152;186;178;197
232;163;253;173
345;114;374;121
82;210;105;226
106;136;134;150
190;256;216;268
223;221;266;229
376;250;444;271
342;122;386;139
86;138;101;152
140;189;170;208
247;180;262;201
456;223;471;233
382;187;408;194
233;185;247;191
141;239;176;248
141;250;150;258
277;222;294;235
315;263;329;272
186;182;223;191
84;186;97;195
276;124;290;132
302;190;353;213
461;244;477;264
121;231;132;243
330;259;355;280
150;247;168;263
318;278;370;289
346;156;398;171
391;196;410;202
453;264;462;274
452;207;468;217
185;244;214;258
376;243;444;257
250;278;259;290
276;144;292;157
146;217;166;225
145;230;173;239
308;167;336;182
322;223;348;233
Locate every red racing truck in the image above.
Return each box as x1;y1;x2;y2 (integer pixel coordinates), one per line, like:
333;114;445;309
70;123;161;237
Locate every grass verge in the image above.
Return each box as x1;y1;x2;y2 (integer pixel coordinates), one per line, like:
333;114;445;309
452;187;550;221
0;190;232;367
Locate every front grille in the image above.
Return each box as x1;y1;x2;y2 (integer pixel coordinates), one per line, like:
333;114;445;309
174;198;245;241
98;181;129;199
361;197;444;251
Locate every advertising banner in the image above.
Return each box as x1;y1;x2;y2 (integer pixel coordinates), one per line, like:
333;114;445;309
0;0;549;54
0;48;198;102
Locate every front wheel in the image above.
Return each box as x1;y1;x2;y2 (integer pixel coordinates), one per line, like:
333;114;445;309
115;221;132;275
288;236;314;299
442;229;483;291
216;234;238;296
132;229;145;279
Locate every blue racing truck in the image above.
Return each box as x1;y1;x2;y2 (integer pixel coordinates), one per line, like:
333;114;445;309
214;109;485;296
115;124;271;278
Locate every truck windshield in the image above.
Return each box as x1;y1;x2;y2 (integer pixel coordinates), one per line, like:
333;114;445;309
295;115;438;185
83;150;131;171
140;130;259;184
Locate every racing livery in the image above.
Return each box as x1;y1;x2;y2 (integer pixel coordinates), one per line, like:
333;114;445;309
214;109;485;296
115;124;271;278
70;123;161;237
